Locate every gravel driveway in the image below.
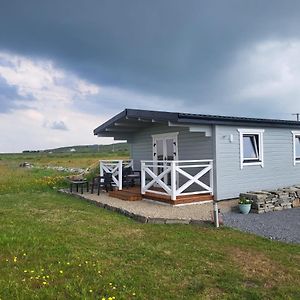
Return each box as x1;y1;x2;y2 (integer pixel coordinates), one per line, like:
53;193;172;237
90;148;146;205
223;208;300;244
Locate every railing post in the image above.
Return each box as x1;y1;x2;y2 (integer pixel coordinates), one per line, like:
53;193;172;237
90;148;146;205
100;161;103;176
171;161;176;201
118;160;123;190
141;161;145;194
209;161;214;195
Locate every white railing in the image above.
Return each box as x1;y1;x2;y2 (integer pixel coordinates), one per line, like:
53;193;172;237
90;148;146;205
99;160;133;190
141;160;213;201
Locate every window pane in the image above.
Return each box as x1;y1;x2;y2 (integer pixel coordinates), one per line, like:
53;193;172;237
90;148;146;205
296;136;300;158
156;139;164;160
243;135;259;159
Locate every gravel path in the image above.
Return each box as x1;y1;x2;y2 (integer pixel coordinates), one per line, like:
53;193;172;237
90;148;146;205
61;190;237;223
223;208;300;244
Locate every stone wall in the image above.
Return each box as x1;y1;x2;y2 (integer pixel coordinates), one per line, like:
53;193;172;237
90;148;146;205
240;186;300;214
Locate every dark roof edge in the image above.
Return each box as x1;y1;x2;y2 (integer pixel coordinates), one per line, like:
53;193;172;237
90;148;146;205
94;109;300;136
93;108;179;135
178;113;300;127
93;109;127;135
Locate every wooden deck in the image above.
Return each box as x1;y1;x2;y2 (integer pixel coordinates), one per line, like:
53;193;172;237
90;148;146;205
109;186;214;205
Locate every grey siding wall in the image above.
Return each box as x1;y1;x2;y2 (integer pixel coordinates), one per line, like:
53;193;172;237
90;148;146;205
215;125;300;200
130;124;213;170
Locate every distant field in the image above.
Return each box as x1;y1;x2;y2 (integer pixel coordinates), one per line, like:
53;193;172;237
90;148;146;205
0;153;299;299
0;152;129;169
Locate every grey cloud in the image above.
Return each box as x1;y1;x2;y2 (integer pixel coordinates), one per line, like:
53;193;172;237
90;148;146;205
47;121;68;131
1;1;300;117
0;77;23;112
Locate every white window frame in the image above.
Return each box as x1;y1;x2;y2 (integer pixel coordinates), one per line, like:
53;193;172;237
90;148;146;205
292;131;300;165
238;129;264;169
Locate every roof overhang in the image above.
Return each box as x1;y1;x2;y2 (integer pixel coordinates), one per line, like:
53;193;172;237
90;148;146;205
94;108;300;140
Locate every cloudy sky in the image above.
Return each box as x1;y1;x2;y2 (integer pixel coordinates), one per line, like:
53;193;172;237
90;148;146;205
1;1;300;152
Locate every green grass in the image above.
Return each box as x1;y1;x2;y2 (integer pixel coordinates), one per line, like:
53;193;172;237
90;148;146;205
0;154;299;299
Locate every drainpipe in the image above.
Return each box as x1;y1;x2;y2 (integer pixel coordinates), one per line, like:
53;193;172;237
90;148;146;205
213;201;219;228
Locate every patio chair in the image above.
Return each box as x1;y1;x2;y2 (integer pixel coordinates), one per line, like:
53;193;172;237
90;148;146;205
122;167;141;188
90;173;113;195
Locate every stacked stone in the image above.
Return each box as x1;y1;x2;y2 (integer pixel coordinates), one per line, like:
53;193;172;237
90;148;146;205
240;185;300;214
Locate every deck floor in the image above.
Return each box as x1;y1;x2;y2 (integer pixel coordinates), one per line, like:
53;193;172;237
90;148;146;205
109;186;214;205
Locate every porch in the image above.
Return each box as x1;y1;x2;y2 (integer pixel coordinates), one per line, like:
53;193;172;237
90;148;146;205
99;159;214;205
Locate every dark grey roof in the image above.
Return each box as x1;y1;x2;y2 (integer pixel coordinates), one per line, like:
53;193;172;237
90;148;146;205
94;108;300;137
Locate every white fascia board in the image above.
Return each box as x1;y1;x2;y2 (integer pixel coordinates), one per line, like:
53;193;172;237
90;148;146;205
168;122;212;136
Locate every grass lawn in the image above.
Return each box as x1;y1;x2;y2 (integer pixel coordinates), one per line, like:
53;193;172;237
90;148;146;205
0;155;299;299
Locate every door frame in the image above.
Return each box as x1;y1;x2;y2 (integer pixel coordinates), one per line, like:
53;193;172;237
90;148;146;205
152;132;179;186
152;132;179;161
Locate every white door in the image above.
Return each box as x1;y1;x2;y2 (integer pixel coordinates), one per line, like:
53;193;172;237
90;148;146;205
153;133;178;185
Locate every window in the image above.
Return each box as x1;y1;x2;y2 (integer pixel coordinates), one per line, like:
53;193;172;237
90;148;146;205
238;129;264;169
292;131;300;165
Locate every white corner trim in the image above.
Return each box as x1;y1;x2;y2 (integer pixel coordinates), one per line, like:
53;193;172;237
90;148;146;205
291;131;300;165
238;128;264;169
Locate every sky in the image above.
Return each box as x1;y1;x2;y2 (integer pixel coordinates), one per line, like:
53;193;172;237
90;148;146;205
1;1;300;152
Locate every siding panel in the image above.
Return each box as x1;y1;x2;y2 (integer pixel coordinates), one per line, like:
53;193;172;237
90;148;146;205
215;125;300;199
130;124;213;170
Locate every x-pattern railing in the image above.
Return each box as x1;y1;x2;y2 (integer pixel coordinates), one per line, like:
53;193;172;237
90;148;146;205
99;160;133;190
141;160;213;201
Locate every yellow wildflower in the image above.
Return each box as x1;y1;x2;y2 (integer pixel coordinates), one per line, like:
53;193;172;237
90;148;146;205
42;281;47;285
59;270;63;274
89;289;93;293
13;257;17;263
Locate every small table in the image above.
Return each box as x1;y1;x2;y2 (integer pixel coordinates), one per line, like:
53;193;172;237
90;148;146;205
69;180;89;194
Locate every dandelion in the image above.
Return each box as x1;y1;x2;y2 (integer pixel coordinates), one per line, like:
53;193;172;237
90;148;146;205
23;253;26;256
132;292;136;296
85;261;88;264
13;256;17;263
109;282;112;286
112;287;116;290
108;297;113;300
41;268;44;272
78;264;82;267
30;270;34;273
42;281;47;285
59;270;63;274
98;271;101;274
66;262;70;265
102;298;106;300
89;289;93;293
24;270;28;273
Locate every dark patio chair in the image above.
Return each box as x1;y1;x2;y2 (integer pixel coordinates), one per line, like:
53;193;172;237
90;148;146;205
90;173;113;195
122;167;141;188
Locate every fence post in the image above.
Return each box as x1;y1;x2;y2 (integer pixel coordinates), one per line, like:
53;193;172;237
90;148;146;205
100;161;103;176
118;160;123;190
141;161;145;194
171;161;176;201
209;161;214;195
